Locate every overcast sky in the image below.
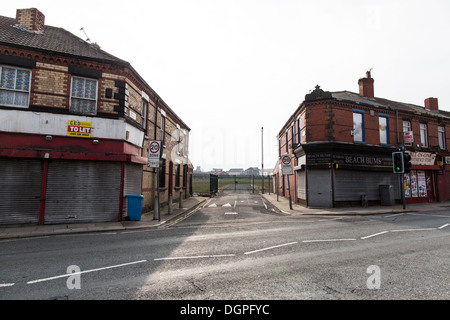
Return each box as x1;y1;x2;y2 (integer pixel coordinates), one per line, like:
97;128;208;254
4;0;450;172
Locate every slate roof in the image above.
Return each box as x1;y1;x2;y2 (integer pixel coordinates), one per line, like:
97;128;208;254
332;91;450;120
0;14;128;65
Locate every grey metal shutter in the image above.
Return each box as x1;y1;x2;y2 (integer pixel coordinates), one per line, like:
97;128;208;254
307;169;332;208
296;170;306;200
0;159;42;225
122;163;143;217
334;170;400;201
44;161;122;224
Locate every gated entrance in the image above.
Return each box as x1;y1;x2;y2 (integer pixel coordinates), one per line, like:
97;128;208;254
192;174;271;195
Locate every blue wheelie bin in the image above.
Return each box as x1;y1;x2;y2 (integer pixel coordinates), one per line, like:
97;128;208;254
125;195;144;221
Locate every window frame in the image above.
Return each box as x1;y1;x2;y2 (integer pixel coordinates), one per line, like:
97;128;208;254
438;126;446;150
403;120;412;146
0;65;31;108
420;123;428;148
352;109;366;143
69;75;98;115
378;113;390;146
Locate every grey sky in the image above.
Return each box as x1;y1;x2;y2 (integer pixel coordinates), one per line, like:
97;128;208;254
3;0;450;172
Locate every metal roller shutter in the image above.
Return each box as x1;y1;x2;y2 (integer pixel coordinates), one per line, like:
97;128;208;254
122;163;143;217
307;169;332;207
334;170;400;201
0;159;42;225
44;161;122;224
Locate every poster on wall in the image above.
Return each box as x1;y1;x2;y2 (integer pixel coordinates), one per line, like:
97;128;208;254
404;174;411;198
417;170;427;197
410;170;418;198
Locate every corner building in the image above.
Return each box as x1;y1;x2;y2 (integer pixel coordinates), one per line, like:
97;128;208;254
275;71;450;208
0;8;192;225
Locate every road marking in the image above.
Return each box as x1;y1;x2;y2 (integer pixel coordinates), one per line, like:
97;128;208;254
0;283;15;288
27;260;147;285
438;223;449;230
208;203;217;208
154;254;235;261
384;213;404;218
262;200;268;210
222;203;232;207
390;228;437;232
225;212;238;215
361;231;389;240
234;200;237;209
244;242;298;255
302;239;357;243
407;212;450;218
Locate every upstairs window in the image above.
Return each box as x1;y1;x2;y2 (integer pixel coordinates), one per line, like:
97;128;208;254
352;109;365;143
70;76;98;115
0;66;31;108
438;126;446;150
420;123;428;148
378;114;390;145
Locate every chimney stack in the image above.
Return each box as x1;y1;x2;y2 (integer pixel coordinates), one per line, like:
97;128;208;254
358;70;375;99
424;97;439;111
16;8;45;32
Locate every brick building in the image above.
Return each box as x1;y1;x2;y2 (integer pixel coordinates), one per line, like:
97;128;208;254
275;71;450;208
0;8;192;225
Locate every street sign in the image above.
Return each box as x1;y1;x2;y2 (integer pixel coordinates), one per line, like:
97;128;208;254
148;140;161;168
281;154;292;175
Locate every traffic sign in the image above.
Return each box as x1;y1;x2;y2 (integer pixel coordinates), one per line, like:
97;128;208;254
148;140;161;168
281;154;292;175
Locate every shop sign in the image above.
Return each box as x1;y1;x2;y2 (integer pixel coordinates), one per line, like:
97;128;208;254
407;152;436;166
307;152;392;167
404;131;414;143
67;120;92;138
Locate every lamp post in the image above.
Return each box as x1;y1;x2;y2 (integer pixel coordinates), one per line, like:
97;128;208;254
261;127;264;194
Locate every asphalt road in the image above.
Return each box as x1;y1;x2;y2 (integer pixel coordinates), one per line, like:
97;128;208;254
0;190;449;302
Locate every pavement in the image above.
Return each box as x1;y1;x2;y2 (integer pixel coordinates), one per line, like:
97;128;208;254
1;192;449;240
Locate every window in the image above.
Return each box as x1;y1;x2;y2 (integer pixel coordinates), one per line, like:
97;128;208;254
160;111;166;146
403;120;412;146
278;138;281;158
0;66;31;107
142;100;148;132
438;126;446;150
291;123;295;144
70;76;98;115
353;109;365;143
175;164;181;188
297;117;301;144
420;123;428;147
378;114;390;145
285;130;289;153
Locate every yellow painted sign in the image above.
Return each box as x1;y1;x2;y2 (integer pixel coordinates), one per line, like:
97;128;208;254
67;120;92;138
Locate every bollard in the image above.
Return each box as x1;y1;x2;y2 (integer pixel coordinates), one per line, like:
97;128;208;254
168;195;173;215
153;195;160;221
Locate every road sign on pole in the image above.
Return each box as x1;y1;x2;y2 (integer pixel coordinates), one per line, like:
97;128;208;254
281;154;292;175
148;140;162;168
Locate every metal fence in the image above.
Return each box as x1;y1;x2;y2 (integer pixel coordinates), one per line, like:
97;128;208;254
192;174;272;195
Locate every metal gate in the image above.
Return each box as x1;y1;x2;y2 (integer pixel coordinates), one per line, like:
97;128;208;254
122;163;143;218
0;159;42;225
307;169;332;207
44;161;122;224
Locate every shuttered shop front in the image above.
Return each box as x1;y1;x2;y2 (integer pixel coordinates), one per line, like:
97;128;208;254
44;161;122;224
0;159;42;225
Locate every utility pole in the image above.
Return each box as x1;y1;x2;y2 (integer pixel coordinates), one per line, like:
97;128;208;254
261;127;264;194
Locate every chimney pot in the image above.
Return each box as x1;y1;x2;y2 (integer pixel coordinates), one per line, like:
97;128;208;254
358;71;375;99
16;8;45;32
424;97;439;111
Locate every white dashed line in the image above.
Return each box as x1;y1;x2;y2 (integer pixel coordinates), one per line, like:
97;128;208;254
361;231;389;240
244;242;298;255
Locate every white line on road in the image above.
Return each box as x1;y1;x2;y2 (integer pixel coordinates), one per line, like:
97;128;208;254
390;228;437;232
27;260;147;285
384;213;404;218
438;223;449;230
302;239;357;243
262;200;268;210
225;212;238;215
234;200;237;209
361;231;389;240
154;254;235;261
244;242;298;255
0;283;15;288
